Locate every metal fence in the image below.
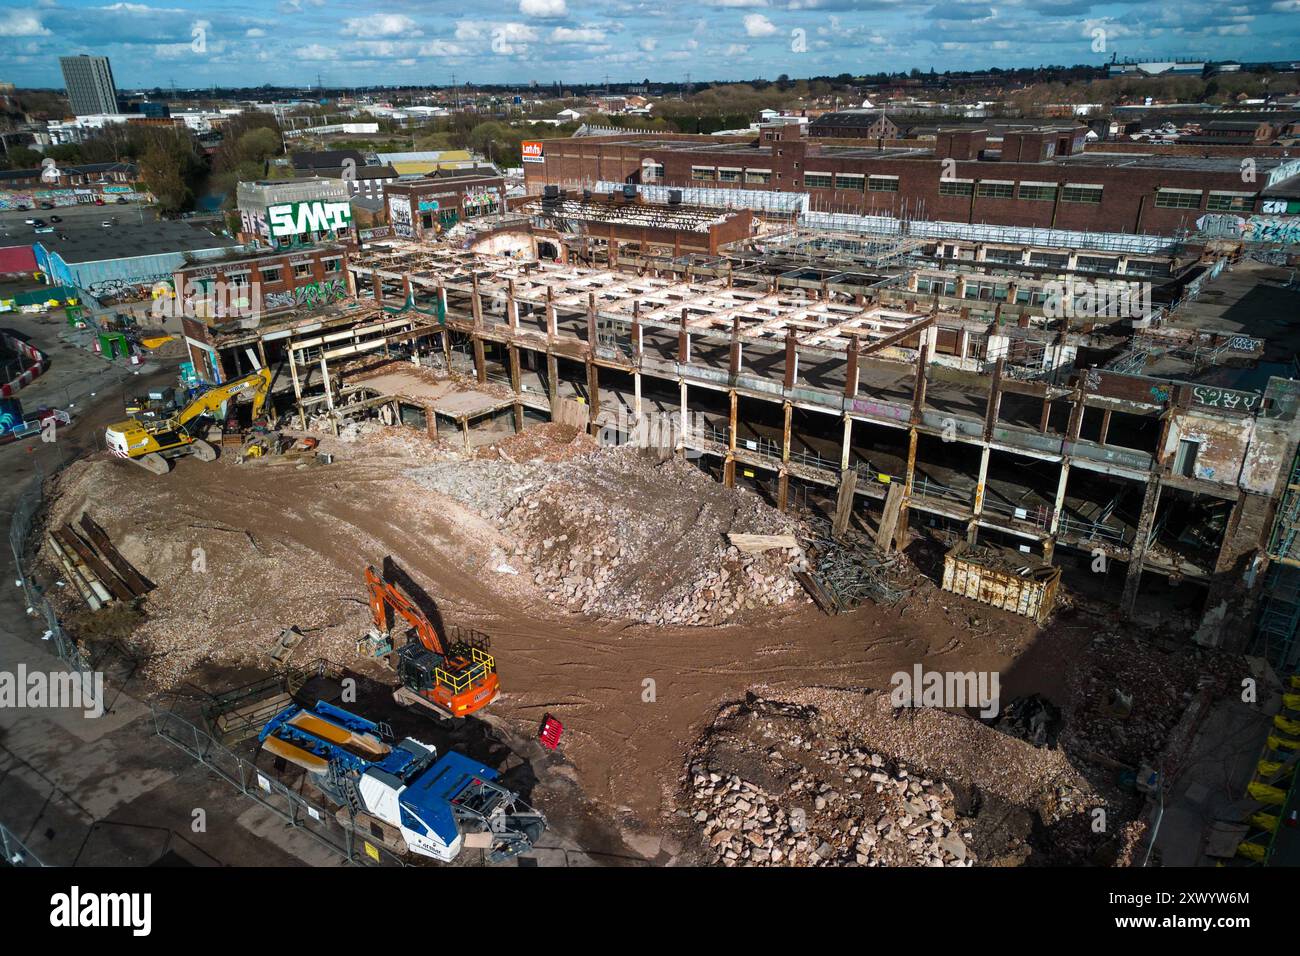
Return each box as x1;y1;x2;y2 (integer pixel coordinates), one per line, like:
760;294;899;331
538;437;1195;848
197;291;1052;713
149;704;407;867
0;821;46;867
9;477;93;675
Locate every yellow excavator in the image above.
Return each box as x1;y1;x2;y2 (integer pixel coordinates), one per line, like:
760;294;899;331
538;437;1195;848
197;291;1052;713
105;368;273;475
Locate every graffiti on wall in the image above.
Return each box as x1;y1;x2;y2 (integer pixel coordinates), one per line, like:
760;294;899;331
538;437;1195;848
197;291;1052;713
264;278;347;312
1192;385;1263;413
1197;213;1300;245
389;195;413;238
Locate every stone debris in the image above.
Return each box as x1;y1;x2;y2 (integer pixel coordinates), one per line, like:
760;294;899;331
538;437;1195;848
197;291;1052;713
680;690;1101;867
412;438;809;626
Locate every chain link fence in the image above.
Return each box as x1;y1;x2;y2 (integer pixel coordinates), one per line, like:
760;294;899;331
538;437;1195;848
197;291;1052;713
0;821;46;868
9;476;93;676
149;703;407;868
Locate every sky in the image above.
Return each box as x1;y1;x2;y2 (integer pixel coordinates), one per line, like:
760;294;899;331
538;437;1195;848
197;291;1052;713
1;0;1298;90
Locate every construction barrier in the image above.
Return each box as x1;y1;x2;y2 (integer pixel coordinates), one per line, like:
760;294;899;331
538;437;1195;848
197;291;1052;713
0;331;50;398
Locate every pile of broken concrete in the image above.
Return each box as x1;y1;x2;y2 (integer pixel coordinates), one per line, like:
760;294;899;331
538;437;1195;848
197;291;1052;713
686;746;974;867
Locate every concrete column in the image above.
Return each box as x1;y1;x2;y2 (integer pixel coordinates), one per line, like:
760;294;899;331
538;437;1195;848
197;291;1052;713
509;344;523;432
723;389;737;487
507;279;518;332
633;370;643;428
546;353;558;408
968;444;991;544
1121;477;1163;615
840;415;853;471
778;401;792;512
471;272;483;328
678;379;688;458
843;334;859;398
472;338;486;384
1048;460;1070;535
288;342;306;430
586;360;600;437
319;356;338;437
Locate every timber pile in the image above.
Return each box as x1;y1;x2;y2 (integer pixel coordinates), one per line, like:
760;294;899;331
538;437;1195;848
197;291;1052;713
45;513;153;610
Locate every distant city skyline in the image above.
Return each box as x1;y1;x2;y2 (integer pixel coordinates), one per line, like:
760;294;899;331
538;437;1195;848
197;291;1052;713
2;1;1298;91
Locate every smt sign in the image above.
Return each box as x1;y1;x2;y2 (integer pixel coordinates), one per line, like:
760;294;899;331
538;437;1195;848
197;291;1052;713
267;200;353;238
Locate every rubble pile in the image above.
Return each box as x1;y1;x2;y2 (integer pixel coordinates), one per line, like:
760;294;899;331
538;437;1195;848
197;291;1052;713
1060;630;1235;770
681;691;1100;866
686;743;975;867
413;436;808;625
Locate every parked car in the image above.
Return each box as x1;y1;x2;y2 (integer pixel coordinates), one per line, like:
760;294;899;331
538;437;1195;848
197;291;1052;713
116;197;128;204
38;202;54;209
23;217;39;225
25;218;44;227
101;220;113;227
49;215;62;223
93;198;105;206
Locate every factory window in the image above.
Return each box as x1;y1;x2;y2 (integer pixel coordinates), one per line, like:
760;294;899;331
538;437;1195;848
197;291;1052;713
718;168;742;183
976;182;1014;199
1017;183;1057;202
260;266;282;284
803;172;834;189
323;257;342;272
1061;185;1103;204
1154;188;1202;209
226;270;251;287
836;174;865;191
294;262;313;278
1206;191;1252;212
645;164;664;180
745;169;772;184
691;166;716;181
938;180;974;197
868;176;899;192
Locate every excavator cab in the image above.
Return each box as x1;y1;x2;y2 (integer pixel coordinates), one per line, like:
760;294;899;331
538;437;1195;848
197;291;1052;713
365;565;500;720
394;639;499;719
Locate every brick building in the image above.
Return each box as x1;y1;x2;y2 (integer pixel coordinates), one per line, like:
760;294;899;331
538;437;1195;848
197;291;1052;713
173;244;349;384
384;169;506;240
524;123;1300;235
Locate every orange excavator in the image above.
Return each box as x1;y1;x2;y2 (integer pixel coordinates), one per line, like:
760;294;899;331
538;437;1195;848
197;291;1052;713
364;564;500;720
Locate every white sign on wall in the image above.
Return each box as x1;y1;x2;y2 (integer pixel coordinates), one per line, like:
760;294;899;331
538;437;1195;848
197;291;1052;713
266;200;353;238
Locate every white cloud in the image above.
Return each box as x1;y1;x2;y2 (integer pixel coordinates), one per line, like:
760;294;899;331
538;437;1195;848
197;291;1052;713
724;43;749;55
295;43;338;60
639;36;657;51
550;26;606;43
0;11;51;36
519;0;567;17
246;27;266;37
743;13;778;37
345;14;421;38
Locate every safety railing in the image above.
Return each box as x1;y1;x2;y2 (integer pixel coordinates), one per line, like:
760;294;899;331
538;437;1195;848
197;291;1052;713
1057;513;1129;543
436;648;496;696
911;475;973;505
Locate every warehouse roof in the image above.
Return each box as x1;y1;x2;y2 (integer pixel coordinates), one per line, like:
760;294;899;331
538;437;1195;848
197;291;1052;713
36;220;242;264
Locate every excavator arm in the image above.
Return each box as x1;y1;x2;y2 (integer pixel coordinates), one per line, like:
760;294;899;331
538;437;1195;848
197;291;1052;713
173;367;273;432
365;565;446;657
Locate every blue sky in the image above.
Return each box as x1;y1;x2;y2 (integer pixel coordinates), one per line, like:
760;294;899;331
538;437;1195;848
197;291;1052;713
1;0;1298;89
